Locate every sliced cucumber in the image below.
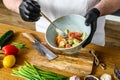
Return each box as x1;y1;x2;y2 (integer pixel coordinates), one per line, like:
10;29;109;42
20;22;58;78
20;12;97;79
81;32;87;40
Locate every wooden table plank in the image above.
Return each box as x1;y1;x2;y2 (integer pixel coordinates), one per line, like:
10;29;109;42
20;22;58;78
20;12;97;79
0;23;120;80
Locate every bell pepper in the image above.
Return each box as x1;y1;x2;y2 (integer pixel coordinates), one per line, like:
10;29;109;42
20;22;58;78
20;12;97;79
2;44;19;56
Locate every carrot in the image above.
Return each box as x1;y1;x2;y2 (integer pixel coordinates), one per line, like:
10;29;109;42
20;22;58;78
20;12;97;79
56;36;64;44
58;40;67;48
56;30;85;48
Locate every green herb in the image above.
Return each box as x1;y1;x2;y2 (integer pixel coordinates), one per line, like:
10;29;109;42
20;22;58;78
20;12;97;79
12;61;68;80
11;42;26;49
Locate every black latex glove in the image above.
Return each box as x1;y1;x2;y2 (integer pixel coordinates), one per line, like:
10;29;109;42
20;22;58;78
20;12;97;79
85;8;100;26
81;22;97;48
19;0;41;22
82;8;100;47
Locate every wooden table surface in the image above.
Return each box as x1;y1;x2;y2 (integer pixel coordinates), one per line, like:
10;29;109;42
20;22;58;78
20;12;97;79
0;1;120;50
0;23;120;80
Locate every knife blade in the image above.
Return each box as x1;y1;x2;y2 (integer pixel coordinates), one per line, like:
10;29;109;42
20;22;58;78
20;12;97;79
22;32;57;60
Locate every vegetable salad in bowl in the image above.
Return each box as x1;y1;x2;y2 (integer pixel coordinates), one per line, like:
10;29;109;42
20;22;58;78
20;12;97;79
45;14;91;54
56;29;87;48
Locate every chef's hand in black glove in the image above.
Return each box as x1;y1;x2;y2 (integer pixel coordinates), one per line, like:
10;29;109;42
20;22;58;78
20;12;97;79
19;0;41;22
85;8;100;26
82;8;100;47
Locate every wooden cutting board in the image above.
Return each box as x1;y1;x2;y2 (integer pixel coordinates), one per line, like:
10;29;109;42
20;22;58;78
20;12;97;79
30;49;94;76
0;23;94;77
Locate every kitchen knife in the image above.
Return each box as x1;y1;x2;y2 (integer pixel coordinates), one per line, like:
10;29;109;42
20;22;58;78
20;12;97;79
22;32;57;60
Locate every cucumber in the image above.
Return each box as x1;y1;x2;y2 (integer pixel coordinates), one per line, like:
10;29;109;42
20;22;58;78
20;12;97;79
81;32;87;40
0;30;14;49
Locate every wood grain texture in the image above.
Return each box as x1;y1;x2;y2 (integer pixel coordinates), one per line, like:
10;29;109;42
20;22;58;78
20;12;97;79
0;23;94;76
105;20;120;50
0;23;93;79
0;23;120;80
30;49;94;76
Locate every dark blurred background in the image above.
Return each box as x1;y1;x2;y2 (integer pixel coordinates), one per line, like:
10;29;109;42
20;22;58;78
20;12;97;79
112;9;120;16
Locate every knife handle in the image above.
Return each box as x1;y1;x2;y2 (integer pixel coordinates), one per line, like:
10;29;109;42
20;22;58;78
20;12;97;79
22;32;36;43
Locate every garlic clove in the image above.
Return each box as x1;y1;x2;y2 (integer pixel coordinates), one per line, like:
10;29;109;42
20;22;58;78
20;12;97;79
69;75;80;80
100;73;111;80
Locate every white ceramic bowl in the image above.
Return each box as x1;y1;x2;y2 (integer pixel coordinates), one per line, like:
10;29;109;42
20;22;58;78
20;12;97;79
45;14;91;54
84;75;99;80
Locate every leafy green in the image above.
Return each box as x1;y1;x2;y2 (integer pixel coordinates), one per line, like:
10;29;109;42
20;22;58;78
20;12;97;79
12;61;68;80
11;42;26;49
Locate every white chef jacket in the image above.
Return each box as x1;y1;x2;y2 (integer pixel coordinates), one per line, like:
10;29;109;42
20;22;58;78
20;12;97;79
35;0;106;46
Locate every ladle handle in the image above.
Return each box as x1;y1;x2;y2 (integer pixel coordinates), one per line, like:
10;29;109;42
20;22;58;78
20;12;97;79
40;12;58;29
40;12;52;23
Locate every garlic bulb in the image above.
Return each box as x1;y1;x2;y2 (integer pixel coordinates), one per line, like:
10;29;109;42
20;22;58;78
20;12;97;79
100;73;111;80
69;75;80;80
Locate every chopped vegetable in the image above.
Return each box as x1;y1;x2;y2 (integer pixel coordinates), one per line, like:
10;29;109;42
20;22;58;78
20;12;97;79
12;62;68;80
65;44;71;48
56;35;64;44
81;32;87;40
73;39;80;44
0;30;14;49
68;39;73;45
72;44;78;47
56;30;87;48
3;55;16;68
75;32;82;37
59;40;67;48
64;29;69;34
2;44;19;56
68;32;75;39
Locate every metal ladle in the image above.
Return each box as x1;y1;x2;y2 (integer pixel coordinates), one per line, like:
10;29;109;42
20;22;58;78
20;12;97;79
40;12;68;38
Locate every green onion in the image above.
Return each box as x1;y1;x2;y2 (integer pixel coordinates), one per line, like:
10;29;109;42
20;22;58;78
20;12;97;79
12;61;68;80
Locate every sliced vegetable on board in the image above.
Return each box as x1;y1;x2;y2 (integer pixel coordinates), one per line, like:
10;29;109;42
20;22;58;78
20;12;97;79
0;30;14;49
